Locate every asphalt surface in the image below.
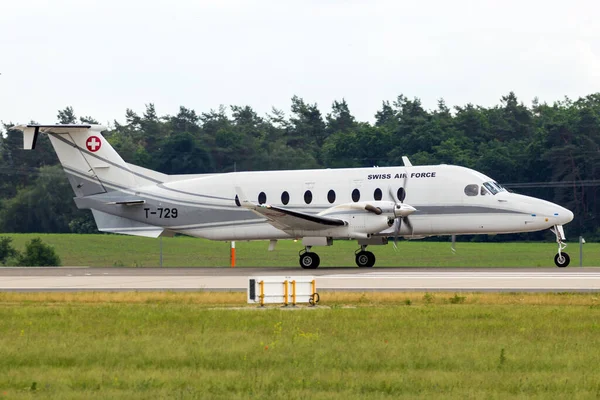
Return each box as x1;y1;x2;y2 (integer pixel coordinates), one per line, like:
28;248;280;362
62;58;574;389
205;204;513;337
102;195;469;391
1;267;600;292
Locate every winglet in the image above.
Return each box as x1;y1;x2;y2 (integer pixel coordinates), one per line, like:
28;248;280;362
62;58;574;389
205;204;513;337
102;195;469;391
401;156;413;167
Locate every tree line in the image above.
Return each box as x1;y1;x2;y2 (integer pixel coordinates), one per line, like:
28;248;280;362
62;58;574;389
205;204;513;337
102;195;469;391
1;92;599;240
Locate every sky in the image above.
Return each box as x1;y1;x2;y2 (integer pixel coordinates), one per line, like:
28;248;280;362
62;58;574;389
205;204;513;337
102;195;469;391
1;0;599;127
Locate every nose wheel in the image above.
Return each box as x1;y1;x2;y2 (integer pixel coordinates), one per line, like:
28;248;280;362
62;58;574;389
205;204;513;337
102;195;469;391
551;225;570;268
554;252;570;268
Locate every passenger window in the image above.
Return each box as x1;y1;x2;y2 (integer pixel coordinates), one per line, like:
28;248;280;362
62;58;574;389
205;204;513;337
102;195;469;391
397;187;406;202
464;184;479;196
327;190;336;204
258;192;267;204
374;188;382;201
281;191;290;205
304;190;313;204
352;189;360;202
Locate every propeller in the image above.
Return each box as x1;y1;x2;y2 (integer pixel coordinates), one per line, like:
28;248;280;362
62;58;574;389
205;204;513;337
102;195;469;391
388;180;416;249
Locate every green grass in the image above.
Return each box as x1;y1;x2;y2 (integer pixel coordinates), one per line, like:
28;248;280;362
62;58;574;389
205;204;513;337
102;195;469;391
1;233;599;267
1;292;600;399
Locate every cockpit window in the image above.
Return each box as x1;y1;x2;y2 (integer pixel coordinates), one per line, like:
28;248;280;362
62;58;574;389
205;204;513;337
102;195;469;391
480;186;489;196
464;184;479;196
483;181;506;195
493;181;506;192
483;182;498;195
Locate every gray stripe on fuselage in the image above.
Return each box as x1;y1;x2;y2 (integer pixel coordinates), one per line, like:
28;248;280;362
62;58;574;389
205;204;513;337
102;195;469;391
320;205;529;217
174;220;268;231
79;197;262;228
414;205;529;215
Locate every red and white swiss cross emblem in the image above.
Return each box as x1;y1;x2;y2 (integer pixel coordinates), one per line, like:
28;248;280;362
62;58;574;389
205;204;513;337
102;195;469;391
86;136;102;152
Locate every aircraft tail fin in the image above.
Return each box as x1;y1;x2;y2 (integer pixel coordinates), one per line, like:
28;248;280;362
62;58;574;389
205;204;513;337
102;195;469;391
13;124;160;197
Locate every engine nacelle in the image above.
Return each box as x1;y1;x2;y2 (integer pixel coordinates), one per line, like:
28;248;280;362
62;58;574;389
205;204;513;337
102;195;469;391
285;201;406;239
319;201;397;217
318;201;397;238
345;213;393;236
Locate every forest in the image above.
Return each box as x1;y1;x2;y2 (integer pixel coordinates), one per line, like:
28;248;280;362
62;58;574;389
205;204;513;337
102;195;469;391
1;92;599;241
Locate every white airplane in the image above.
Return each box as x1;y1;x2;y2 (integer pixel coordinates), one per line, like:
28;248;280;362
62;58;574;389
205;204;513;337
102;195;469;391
13;124;575;268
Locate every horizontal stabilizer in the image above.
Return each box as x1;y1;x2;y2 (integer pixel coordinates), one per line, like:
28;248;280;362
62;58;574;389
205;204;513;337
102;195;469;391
91;209;170;238
12;124;105;150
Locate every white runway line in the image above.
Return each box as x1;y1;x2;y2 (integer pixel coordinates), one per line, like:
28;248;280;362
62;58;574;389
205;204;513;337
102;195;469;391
0;276;249;290
319;271;600;290
2;270;600;291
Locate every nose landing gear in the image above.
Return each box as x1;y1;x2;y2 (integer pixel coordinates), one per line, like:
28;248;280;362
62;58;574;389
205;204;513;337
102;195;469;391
551;225;570;268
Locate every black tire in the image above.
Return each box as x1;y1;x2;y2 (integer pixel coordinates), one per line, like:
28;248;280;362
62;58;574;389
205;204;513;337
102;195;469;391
312;253;320;268
355;251;375;268
554;252;570;268
367;251;376;267
300;252;320;269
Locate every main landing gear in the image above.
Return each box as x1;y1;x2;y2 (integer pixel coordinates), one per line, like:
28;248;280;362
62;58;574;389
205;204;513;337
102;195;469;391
299;247;320;269
298;245;377;269
551;225;570;268
355;245;376;268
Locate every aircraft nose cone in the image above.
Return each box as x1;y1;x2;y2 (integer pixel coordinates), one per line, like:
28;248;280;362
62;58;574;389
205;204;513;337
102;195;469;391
555;207;574;225
564;209;574;224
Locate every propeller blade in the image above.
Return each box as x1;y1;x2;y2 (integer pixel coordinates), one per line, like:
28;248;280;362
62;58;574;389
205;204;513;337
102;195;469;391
451;234;456;253
393;218;401;250
401;171;408;202
388;186;396;203
403;216;413;235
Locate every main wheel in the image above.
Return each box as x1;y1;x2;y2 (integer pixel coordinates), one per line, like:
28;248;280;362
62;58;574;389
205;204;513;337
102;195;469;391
300;252;320;269
355;251;375;267
554;252;570;268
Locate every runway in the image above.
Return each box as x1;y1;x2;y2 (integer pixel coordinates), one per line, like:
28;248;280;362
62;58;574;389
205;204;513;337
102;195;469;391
1;267;600;292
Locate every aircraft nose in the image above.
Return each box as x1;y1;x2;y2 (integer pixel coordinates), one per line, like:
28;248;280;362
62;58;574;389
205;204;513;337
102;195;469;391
555;207;574;225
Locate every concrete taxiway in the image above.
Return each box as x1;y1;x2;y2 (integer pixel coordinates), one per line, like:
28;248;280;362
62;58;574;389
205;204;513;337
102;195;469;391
1;267;600;292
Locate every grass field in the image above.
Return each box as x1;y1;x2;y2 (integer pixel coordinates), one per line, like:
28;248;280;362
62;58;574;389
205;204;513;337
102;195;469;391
2;233;599;267
1;292;600;399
